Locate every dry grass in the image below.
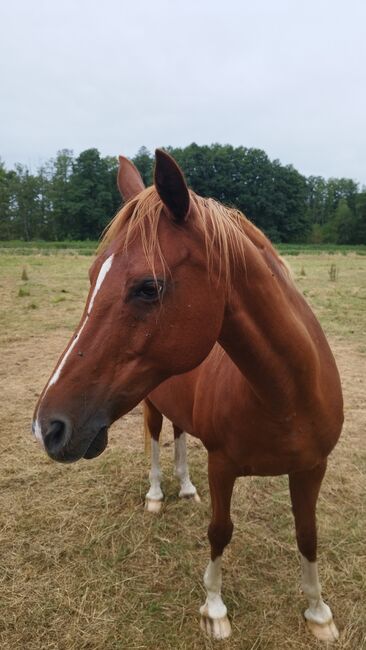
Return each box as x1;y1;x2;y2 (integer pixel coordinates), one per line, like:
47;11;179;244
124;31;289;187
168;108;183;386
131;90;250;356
0;252;365;649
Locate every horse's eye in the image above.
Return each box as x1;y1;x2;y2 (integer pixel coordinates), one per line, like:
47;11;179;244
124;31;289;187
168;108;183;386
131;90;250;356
136;280;164;302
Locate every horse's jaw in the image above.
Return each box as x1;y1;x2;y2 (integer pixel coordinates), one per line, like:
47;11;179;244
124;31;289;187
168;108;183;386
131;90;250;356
83;426;109;459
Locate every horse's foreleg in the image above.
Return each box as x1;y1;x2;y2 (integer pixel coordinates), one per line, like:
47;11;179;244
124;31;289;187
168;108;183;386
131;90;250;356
144;400;164;513
200;452;235;640
289;461;339;642
173;426;200;502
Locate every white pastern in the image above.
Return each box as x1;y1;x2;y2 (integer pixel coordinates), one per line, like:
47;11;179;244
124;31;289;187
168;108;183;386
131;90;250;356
146;438;164;505
174;433;199;499
200;557;227;618
300;554;339;642
200;557;231;639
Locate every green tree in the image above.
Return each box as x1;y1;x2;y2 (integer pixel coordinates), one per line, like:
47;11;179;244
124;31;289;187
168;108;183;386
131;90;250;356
132;146;153;186
354;192;366;244
271;162;309;242
0;161;12;239
306;176;328;225
306;176;359;233
335;199;357;243
36;163;54;239
47;150;74;240
9;165;43;240
322;198;356;243
68;149;116;239
104;155;122;214
0;144;362;244
167;144;309;242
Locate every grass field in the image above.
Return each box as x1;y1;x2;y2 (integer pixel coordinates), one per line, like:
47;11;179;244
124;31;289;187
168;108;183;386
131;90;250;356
0;250;365;649
0;240;365;257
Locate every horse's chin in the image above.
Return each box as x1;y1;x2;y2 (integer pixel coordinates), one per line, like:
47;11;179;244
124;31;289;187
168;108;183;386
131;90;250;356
83;426;109;459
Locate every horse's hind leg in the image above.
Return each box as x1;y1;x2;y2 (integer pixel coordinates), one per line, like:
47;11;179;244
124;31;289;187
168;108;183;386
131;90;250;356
289;461;339;642
173;425;200;502
144;399;164;513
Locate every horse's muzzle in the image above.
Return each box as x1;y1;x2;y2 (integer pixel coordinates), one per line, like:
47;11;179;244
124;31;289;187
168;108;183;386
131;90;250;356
41;417;109;463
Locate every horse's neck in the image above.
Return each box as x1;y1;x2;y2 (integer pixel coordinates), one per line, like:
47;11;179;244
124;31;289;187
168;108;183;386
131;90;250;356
218;242;318;416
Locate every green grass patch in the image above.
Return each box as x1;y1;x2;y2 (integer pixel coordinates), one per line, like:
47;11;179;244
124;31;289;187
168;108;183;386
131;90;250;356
52;296;67;304
18;286;30;297
0;240;98;256
276;243;366;255
1;240;366;257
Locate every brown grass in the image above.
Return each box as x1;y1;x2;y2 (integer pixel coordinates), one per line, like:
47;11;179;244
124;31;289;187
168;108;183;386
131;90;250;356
0;252;365;649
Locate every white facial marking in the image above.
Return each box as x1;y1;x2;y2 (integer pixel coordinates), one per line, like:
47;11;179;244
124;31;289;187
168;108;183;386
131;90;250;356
47;254;114;390
34;255;114;443
300;554;333;625
49;317;88;387
87;255;114;315
174;432;198;498
34;420;44;447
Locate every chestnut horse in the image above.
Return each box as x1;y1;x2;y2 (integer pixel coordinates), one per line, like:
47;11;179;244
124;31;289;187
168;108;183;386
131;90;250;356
33;150;343;642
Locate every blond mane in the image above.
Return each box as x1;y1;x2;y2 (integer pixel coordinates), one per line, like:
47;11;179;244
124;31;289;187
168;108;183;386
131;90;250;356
99;186;291;289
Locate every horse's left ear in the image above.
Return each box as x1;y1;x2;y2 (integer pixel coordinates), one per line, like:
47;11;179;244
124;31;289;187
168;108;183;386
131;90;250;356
117;155;145;201
154;149;190;221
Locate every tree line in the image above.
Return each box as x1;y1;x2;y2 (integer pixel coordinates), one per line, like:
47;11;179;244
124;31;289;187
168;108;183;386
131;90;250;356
0;144;365;243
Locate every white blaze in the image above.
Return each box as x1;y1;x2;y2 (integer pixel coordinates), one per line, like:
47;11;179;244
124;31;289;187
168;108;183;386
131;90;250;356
33;255;114;440
87;255;114;314
48;254;114;388
48;254;114;387
34;419;44;447
49;317;88;386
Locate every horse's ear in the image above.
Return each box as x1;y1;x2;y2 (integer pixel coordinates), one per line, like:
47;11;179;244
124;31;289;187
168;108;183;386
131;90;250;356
154;149;190;221
117;155;145;201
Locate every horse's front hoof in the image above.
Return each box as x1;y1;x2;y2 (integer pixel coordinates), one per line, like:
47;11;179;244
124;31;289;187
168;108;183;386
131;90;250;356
200;614;231;640
306;618;339;642
145;498;163;513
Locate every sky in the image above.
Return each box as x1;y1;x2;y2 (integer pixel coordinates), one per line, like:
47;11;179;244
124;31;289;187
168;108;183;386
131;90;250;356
1;0;365;184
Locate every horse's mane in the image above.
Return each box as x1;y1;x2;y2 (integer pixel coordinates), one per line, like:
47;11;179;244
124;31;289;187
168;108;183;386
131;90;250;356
99;186;291;289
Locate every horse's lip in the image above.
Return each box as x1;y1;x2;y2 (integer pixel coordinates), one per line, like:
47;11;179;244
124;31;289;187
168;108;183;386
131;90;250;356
83;426;109;460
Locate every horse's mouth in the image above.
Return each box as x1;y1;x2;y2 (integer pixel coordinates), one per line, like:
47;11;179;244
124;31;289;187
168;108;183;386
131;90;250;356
83;426;109;459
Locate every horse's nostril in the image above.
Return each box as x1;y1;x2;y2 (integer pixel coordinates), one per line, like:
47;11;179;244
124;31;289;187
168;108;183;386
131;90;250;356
44;419;71;456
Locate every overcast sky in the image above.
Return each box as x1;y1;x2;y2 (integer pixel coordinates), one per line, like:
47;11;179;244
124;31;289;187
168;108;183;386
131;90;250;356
1;0;365;184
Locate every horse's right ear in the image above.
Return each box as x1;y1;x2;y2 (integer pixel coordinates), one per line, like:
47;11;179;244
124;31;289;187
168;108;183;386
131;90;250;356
117;156;145;201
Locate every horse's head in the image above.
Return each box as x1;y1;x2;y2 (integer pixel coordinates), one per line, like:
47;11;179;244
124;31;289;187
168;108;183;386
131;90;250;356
33;150;226;462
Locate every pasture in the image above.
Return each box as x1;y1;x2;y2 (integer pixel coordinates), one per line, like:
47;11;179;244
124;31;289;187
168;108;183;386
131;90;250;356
0;249;365;649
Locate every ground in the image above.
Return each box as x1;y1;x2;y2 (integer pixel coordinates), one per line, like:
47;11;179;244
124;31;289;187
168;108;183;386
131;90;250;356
0;250;365;649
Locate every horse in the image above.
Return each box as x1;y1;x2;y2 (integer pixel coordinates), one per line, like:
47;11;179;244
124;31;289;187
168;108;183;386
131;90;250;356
33;149;343;642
